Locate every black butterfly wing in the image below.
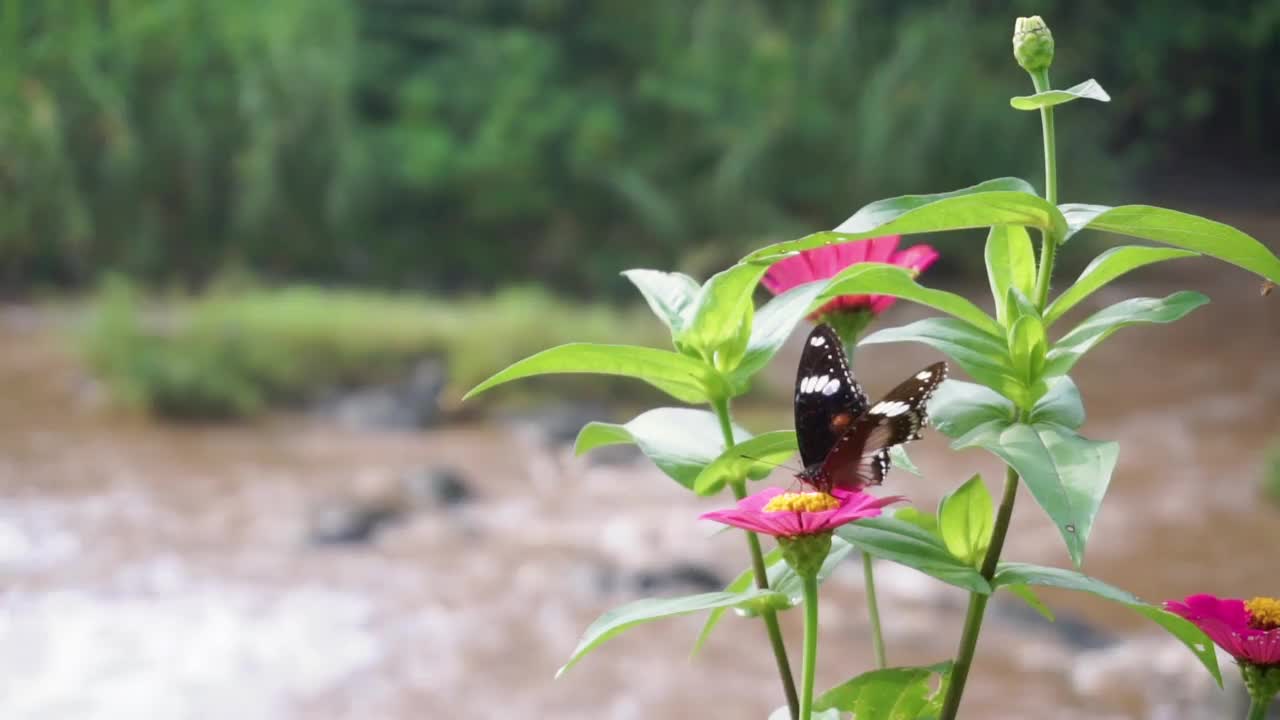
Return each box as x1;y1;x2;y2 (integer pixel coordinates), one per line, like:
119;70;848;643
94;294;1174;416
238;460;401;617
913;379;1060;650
794;324;868;469
822;361;948;490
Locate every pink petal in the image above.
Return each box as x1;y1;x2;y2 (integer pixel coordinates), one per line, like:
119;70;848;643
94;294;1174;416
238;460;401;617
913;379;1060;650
762;255;816;295
834;239;871;267
737;487;787;513
891;244;941;273
867;295;897;315
804;244;842;281
865;236;901;264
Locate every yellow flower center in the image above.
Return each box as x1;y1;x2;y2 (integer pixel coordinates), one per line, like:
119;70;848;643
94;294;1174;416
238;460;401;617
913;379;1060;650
763;491;840;513
1246;596;1280;630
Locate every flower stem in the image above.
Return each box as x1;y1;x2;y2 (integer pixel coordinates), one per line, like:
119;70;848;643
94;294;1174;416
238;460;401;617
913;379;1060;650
862;552;887;668
842;338;889;670
1247;695;1270;720
937;464;1020;720
800;574;821;720
1030;67;1060;310
713;396;800;720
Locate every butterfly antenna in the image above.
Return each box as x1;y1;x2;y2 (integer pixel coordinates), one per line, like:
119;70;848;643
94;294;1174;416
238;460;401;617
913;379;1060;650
738;453;803;475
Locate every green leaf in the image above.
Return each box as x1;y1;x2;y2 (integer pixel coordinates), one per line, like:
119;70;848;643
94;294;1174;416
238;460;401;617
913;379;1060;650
575;408;750;489
822;263;1001;336
691;547;781;657
464;343;726;404
1043;246;1199;327
557;589;785;677
893;507;939;536
861;318;1027;405
890;445;921;476
1044;292;1210;376
993;563;1222;686
1006;309;1047;390
928;380;1016;440
1010;78;1111;110
953;421;1117;567
743;178;1066;264
693;537;854;656
1060;203;1280;282
682;263;768;373
1028;376;1084;429
1005;583;1055;622
693;430;797;496
621;269;701;338
814;662;953;718
731;280;826;389
985;226;1037;326
836;517;991;594
938;474;994;567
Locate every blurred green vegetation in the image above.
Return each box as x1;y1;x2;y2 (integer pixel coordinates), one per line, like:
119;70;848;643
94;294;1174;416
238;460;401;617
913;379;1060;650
3;1;1278;296
79;276;667;419
1264;442;1280;507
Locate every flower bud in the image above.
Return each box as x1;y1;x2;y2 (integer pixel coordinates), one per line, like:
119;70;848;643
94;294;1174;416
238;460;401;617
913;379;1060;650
778;531;833;580
1013;16;1054;73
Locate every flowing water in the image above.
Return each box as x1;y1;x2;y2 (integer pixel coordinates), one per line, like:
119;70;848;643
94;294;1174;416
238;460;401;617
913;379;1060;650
1;265;1278;719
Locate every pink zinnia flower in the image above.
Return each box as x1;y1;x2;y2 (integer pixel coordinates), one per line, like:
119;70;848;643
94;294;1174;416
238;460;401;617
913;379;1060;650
761;236;940;319
1164;594;1280;666
700;486;902;538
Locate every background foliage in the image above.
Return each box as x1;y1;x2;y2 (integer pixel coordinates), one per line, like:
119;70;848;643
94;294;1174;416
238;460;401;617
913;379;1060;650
2;0;1278;295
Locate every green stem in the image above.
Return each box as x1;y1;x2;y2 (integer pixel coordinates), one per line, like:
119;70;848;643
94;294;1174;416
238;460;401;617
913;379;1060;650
841;337;889;669
862;552;887;668
1247;695;1269;720
713;397;800;720
1030;67;1060;310
937;465;1020;720
800;574;821;720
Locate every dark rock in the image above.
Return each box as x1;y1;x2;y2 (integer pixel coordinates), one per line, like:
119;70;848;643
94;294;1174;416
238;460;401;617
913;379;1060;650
401;465;473;509
631;563;725;594
307;500;403;546
315;357;446;431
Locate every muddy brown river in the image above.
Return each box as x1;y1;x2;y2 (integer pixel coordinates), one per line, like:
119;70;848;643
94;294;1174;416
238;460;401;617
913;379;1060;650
1;258;1278;718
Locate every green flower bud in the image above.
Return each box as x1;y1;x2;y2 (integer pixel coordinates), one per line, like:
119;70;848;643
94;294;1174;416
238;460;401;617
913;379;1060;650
1242;663;1280;708
778;531;833;580
1013;16;1054;73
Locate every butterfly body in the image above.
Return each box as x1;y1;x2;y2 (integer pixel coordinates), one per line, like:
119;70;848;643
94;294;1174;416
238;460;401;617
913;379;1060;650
793;324;946;493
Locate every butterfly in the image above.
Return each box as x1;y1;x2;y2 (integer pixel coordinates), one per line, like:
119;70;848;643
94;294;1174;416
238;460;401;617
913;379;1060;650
793;323;947;493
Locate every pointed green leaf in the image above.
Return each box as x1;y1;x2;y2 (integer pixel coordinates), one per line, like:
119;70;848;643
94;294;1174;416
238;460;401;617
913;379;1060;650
682;263;767;373
1010;79;1111;110
557;589;784;676
953;421;1117;567
730;279;828;388
621;269;701;338
1028;376;1084;429
1007;311;1048;389
1005;583;1055;622
889;445;921;476
993;563;1222;686
1061;204;1280;282
693;430;797;496
929;380;1017;439
575;408;750;489
1043;246;1199;327
861;318;1027;405
1045;292;1210;376
743;178;1066;264
836;517;991;594
693;537;854;656
938;474;994;567
464;343;726;404
894;507;940;536
814;662;953;718
985;225;1037;326
821;263;1001;336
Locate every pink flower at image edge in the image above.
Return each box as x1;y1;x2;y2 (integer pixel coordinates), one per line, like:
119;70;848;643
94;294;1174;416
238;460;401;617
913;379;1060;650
1164;594;1280;666
761;235;940;317
700;486;902;538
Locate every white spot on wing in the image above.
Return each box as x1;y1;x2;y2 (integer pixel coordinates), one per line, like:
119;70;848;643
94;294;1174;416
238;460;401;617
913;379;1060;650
916;370;933;380
821;378;841;396
810;335;827;347
870;400;911;417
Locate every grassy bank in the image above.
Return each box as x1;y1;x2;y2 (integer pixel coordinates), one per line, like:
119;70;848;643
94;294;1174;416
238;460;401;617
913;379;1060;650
79;278;667;420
